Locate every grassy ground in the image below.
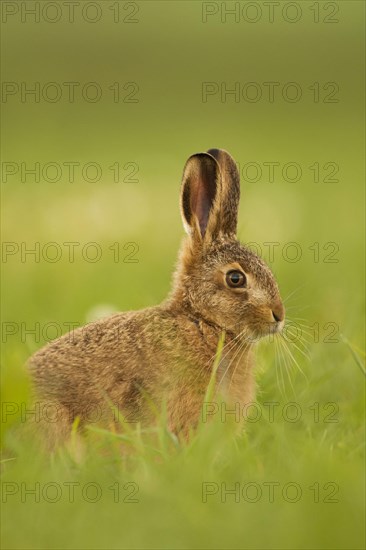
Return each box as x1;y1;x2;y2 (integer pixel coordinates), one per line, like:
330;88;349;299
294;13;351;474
1;1;365;549
1;331;365;549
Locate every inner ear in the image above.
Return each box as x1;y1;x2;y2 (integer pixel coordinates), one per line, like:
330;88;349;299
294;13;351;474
189;166;217;236
181;154;221;239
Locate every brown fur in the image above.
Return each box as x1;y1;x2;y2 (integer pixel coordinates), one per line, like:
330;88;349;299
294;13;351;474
27;149;285;448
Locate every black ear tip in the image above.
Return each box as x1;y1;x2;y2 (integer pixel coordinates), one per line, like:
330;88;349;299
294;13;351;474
206;148;221;160
206;148;239;175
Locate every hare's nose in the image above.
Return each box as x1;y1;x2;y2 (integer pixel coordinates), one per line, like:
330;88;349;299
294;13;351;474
271;303;285;323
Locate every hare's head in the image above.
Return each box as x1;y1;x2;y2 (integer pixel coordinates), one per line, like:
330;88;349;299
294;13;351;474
173;148;285;342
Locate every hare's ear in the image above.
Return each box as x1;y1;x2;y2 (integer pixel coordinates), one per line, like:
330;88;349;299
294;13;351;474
207;148;240;237
180;153;222;244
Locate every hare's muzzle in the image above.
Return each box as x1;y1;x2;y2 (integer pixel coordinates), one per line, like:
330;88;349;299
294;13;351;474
270;301;285;333
271;302;285;323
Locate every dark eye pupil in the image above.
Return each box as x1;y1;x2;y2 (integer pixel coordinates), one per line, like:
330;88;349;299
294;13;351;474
226;270;246;288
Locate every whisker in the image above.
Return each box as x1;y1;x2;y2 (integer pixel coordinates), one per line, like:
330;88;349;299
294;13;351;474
285;306;311;315
278;340;294;399
275;336;287;397
283;283;308;305
283;327;312;348
193;325;253;393
279;335;308;381
285;335;311;360
227;339;250;393
218;335;249;389
273;337;281;394
288;323;313;333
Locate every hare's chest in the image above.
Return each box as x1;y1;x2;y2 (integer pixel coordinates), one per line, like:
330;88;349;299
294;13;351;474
216;347;255;405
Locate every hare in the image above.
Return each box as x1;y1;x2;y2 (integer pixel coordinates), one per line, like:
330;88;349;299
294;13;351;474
27;149;285;447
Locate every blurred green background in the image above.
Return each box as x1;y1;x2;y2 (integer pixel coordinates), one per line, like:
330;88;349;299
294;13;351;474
1;1;365;549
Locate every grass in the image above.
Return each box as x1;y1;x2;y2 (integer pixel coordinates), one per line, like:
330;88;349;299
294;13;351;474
1;313;365;549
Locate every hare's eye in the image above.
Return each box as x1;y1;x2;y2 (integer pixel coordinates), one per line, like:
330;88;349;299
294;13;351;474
226;270;246;288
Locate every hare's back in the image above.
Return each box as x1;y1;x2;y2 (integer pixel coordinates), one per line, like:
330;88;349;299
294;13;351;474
27;308;167;397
